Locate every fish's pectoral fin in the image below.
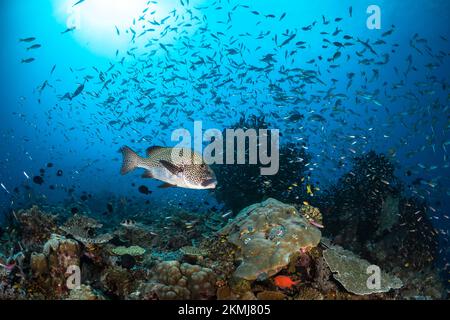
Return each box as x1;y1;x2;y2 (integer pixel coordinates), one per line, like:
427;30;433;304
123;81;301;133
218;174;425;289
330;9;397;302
158;182;176;189
159;160;183;175
141;171;154;179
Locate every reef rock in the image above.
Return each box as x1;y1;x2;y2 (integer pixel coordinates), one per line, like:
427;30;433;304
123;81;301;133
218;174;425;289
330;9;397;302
220;198;321;280
323;245;403;295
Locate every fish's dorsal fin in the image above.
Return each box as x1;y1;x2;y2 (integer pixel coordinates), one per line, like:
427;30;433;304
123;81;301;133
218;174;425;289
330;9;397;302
159;160;183;175
141;171;154;179
158;182;176;189
146;146;165;157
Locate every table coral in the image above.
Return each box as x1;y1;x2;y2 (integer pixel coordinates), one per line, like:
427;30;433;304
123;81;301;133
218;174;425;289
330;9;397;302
60;214;113;245
111;245;146;257
323;245;403;295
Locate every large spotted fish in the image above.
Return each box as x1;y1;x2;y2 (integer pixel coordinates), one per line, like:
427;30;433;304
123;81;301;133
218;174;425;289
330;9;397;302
120;146;217;189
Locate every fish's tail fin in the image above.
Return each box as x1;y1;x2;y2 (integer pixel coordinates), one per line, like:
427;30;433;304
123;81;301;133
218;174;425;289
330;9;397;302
120;146;141;175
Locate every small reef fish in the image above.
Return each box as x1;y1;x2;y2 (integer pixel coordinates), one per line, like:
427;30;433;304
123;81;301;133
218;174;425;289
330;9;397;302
120;146;217;190
72;0;85;7
273;275;300;289
19;37;36;42
1;183;10;194
21;58;35;63
26;44;41;50
120;219;137;228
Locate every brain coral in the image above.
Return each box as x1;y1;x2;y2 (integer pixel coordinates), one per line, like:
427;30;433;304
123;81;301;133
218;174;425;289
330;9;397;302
135;261;217;300
220;198;321;280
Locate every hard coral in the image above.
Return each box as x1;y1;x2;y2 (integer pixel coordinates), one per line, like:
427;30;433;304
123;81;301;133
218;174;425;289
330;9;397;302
16;206;57;250
66;284;106;300
111;245;146;257
60;214;113;245
134;260;216;300
322;245;403;295
29;234;81;298
220;198;321;281
100;266;134;298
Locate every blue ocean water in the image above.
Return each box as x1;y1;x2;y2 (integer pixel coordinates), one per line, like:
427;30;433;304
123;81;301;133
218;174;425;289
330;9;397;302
0;0;449;294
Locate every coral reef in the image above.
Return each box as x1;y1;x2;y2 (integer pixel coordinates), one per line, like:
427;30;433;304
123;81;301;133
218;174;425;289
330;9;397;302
220;198;321;280
15;206;58;251
115;223;158;250
66;284;105;300
322;245;403;295
256;290;286;300
60;214;113;245
320;151;438;272
0;200;445;300
41;234;80;297
111;246;146;257
132;261;217;300
100;266;135;298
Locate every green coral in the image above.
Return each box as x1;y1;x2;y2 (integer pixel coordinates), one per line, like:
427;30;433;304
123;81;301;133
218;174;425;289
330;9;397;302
180;246;209;257
111;246;146;256
323;245;403;295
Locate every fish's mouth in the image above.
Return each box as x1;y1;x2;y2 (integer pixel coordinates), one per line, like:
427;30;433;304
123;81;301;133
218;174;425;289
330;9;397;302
201;178;217;188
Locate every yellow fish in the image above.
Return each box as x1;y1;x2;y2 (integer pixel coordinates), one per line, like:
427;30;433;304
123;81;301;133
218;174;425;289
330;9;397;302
306;184;314;196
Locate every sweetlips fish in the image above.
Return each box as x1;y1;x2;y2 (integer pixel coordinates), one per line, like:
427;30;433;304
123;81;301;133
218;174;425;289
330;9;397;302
120;145;217;189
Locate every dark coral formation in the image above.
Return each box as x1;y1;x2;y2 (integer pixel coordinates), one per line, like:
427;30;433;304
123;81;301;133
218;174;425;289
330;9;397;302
213;115;312;213
319;151;439;273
